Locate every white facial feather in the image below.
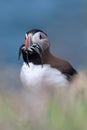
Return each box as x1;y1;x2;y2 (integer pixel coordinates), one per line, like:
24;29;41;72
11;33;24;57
32;32;50;50
20;63;69;89
32;32;48;43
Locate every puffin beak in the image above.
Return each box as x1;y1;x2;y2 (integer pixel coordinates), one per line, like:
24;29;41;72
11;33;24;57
25;35;30;49
25;34;44;66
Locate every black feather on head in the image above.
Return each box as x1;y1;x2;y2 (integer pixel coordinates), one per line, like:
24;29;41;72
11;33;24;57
26;29;47;36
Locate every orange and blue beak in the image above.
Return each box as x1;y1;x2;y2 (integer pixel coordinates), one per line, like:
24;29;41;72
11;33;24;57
25;34;30;49
19;34;44;66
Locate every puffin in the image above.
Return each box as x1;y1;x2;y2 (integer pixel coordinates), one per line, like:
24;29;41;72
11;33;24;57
19;29;77;88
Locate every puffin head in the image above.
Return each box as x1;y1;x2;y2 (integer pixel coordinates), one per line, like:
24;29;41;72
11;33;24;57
25;29;50;51
19;29;50;65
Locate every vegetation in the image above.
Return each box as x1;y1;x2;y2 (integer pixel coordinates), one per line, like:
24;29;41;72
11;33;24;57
0;69;87;130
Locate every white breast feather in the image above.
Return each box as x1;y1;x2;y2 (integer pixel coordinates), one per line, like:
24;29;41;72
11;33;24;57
20;63;69;89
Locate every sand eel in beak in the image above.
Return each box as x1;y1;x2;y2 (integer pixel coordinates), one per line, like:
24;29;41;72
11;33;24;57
18;30;45;66
19;29;77;88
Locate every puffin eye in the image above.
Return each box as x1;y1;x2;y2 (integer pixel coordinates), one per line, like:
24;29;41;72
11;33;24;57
39;33;47;40
39;34;43;39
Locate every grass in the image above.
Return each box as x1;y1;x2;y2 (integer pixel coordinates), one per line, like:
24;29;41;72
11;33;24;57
47;92;87;130
0;67;87;130
0;94;31;130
